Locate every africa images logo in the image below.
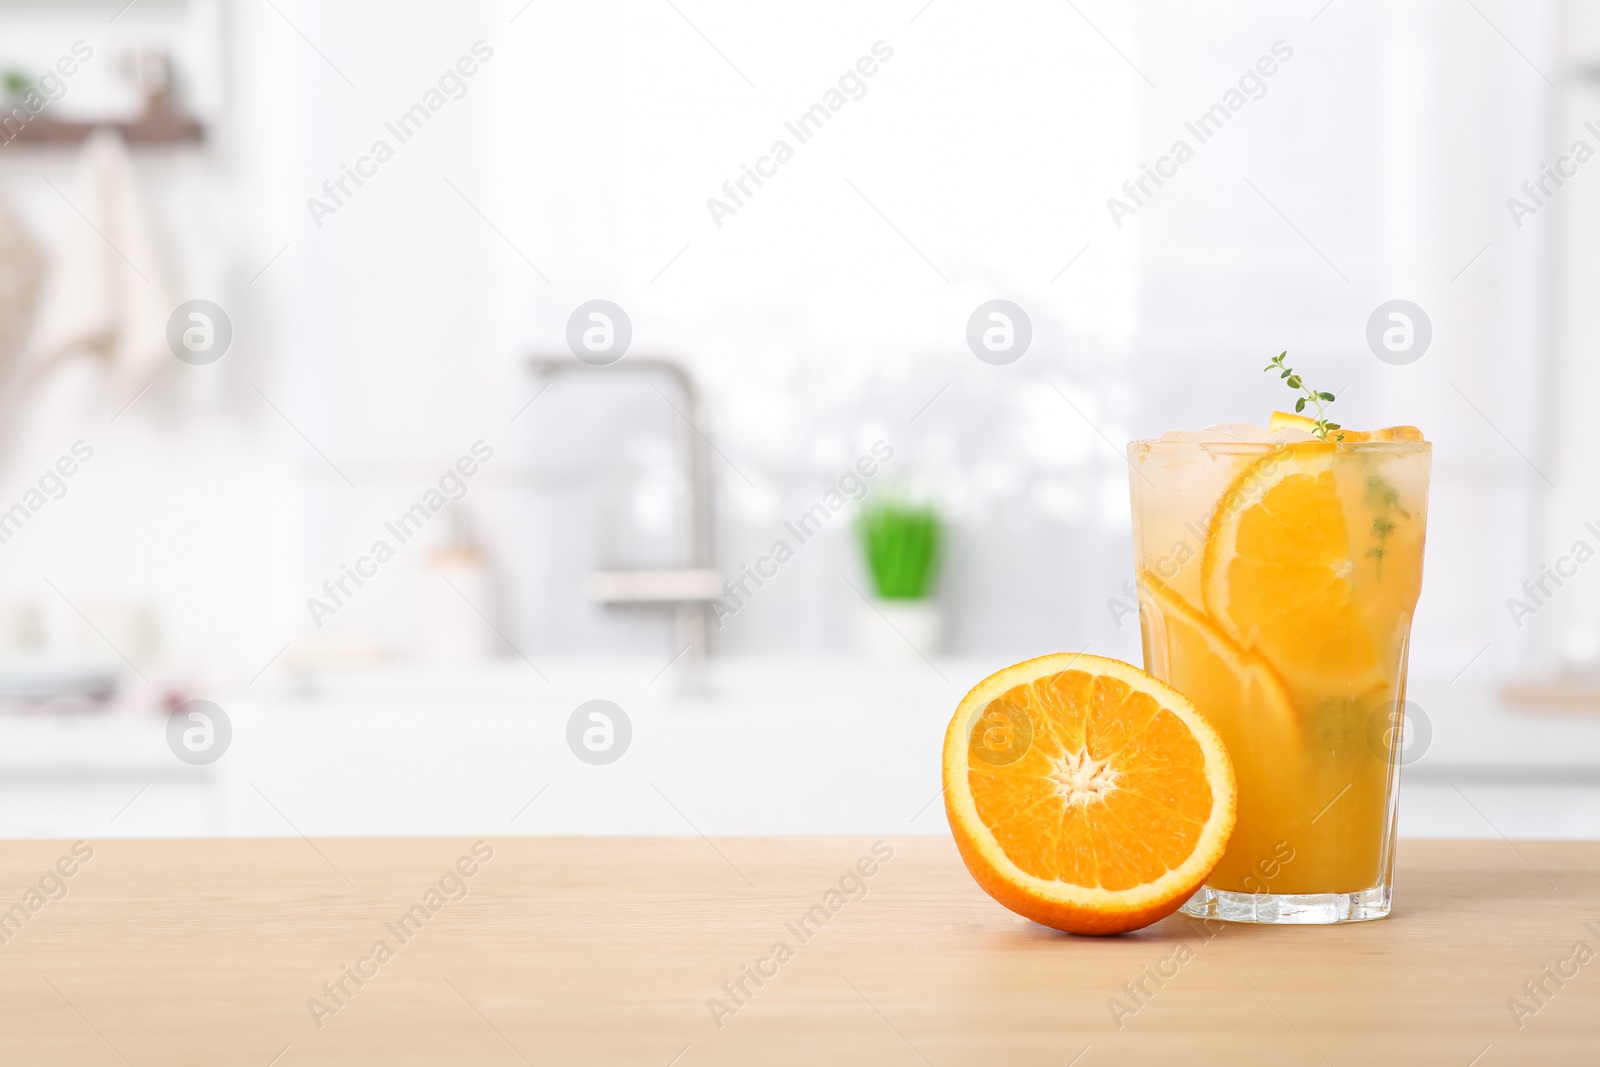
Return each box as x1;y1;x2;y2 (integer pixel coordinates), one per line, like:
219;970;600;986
1104;40;1294;227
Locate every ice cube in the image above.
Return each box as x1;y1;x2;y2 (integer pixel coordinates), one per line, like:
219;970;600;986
1157;423;1272;444
1201;422;1271;442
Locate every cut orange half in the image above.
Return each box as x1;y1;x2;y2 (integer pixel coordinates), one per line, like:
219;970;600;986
1203;443;1384;693
943;653;1236;935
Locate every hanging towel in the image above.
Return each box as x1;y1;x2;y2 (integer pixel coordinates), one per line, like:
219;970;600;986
25;129;173;384
0;191;44;388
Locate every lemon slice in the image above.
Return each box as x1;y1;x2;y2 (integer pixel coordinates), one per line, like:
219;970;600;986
1268;410;1320;435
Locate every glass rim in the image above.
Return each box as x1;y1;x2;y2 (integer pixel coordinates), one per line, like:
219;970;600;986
1128;437;1431;455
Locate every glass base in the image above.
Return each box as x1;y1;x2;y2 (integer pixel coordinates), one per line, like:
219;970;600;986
1179;883;1391;925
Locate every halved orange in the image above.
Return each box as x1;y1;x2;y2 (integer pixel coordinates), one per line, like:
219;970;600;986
942;653;1236;935
1202;442;1384;693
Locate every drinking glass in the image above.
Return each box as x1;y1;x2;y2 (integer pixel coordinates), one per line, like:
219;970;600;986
1127;435;1431;923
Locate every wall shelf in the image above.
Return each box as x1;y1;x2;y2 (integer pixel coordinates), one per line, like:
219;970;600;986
0;114;204;147
1502;680;1600;715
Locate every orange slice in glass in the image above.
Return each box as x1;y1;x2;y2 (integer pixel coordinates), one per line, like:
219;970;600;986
1138;574;1306;888
1140;572;1298;738
942;653;1236;935
1268;410;1424;442
1202;442;1384;694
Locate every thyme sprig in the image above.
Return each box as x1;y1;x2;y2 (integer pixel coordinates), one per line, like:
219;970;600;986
1265;352;1343;441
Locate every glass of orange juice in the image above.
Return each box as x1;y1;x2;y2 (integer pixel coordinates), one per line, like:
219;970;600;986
1127;425;1430;923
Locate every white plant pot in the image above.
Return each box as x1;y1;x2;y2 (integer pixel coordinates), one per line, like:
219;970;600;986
858;597;943;664
416;559;501;665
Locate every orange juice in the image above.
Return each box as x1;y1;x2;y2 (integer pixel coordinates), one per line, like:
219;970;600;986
1128;431;1430;915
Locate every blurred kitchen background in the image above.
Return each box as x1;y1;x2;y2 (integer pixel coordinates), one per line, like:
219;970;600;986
0;0;1595;841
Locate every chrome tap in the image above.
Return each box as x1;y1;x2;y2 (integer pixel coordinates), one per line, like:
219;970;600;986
526;356;720;684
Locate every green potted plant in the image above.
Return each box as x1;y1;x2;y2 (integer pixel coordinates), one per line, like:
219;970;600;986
2;71;33;108
857;499;943;662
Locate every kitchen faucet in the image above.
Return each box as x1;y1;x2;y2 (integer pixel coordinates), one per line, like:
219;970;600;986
526;356;721;685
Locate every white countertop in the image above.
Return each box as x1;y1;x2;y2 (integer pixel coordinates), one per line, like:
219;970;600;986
0;659;1596;839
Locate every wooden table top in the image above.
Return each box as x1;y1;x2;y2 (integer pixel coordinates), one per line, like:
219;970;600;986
0;836;1594;1065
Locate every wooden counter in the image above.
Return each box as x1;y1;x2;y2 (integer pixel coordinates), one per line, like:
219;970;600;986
0;837;1594;1064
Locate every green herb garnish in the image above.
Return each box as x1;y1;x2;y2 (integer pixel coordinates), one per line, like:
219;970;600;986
1264;352;1343;441
1363;474;1410;577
